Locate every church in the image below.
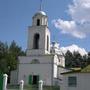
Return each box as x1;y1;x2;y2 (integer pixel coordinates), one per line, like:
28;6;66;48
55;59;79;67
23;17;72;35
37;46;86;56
10;10;65;86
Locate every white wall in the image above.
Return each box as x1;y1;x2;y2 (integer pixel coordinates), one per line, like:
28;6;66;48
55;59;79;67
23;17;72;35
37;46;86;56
18;55;54;85
18;55;53;64
27;25;50;55
10;70;18;85
32;14;47;26
53;55;58;78
10;54;64;86
61;73;90;90
18;63;52;85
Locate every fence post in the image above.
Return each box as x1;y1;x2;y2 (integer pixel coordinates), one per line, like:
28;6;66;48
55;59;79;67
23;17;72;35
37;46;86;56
3;74;8;90
19;80;24;90
39;80;43;90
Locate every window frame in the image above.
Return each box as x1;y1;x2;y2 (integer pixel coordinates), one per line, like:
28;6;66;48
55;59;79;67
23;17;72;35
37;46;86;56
68;76;77;87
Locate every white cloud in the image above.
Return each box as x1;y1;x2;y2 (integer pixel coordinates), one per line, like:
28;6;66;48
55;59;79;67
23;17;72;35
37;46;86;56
52;0;90;39
52;19;86;39
60;44;87;56
68;0;90;22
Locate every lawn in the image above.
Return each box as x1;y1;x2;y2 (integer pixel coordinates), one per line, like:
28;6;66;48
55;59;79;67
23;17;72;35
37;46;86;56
7;85;60;90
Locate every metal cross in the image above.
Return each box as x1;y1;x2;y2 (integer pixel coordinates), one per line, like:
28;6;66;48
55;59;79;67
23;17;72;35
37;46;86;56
40;0;42;11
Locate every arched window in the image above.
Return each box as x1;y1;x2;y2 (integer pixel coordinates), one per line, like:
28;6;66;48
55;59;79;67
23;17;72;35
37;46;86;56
33;33;40;49
47;35;49;51
30;59;40;64
37;19;40;26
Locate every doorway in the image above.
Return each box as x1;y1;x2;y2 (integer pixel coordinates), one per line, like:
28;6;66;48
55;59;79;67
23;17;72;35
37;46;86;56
33;75;39;85
29;75;39;85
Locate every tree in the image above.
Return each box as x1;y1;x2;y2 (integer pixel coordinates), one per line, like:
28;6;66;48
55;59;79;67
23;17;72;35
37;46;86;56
0;41;8;73
9;40;25;59
0;41;8;59
72;51;82;67
65;50;73;68
0;40;26;74
81;55;88;68
65;50;89;68
0;40;26;83
85;52;90;66
8;40;26;71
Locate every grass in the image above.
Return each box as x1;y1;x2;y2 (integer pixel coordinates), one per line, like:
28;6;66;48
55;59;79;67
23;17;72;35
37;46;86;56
7;85;60;90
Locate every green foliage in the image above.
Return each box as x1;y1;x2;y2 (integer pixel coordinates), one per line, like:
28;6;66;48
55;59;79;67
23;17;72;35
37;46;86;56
65;50;73;68
0;40;26;74
87;52;90;64
65;50;89;68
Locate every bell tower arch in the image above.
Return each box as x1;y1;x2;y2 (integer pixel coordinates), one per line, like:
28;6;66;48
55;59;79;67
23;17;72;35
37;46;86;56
33;33;40;49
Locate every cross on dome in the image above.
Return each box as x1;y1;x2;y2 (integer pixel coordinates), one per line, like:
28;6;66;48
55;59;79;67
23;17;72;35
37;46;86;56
40;0;42;11
36;0;46;16
34;0;46;16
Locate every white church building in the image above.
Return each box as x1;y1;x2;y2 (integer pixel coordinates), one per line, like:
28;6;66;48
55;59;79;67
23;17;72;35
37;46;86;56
10;10;65;86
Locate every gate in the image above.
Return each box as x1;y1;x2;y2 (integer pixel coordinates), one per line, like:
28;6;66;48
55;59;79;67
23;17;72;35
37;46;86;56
0;74;3;90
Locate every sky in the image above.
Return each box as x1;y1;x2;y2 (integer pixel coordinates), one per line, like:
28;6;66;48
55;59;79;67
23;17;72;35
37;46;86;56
0;0;90;52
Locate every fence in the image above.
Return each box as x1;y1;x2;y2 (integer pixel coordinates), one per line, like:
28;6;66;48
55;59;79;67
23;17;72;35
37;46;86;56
0;74;3;90
0;74;60;90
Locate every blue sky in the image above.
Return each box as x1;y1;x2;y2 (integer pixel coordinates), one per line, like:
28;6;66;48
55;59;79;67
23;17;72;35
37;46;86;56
0;0;90;52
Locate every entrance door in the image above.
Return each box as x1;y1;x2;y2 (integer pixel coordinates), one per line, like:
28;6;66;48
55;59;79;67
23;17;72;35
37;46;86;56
28;75;39;85
33;75;39;85
29;75;32;85
0;74;3;90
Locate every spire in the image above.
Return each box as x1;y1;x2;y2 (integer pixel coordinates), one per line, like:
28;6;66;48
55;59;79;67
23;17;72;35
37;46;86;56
40;0;42;11
33;0;46;17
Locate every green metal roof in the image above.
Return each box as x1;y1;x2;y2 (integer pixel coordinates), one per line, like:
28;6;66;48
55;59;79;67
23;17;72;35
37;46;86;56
81;65;90;73
61;65;90;74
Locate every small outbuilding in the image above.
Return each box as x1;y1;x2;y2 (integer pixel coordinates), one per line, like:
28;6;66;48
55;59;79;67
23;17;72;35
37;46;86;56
60;65;90;90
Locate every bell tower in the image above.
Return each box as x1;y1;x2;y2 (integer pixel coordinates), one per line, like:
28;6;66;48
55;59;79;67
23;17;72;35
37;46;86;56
26;11;50;55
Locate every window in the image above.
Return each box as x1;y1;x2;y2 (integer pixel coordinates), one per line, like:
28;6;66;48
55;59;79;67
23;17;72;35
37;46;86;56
37;19;40;26
47;36;49;51
33;33;40;49
30;59;40;64
68;76;77;87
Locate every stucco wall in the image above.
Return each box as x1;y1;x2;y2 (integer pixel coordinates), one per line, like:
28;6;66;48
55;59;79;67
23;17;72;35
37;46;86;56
18;63;52;85
60;73;90;90
18;55;54;85
27;25;50;55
